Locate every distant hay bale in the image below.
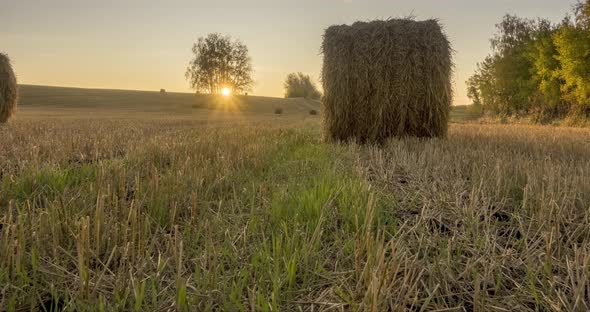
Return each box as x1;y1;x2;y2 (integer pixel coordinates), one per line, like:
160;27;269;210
0;53;18;123
321;19;453;143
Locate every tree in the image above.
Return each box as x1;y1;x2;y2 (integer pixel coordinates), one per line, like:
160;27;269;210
185;33;253;94
284;73;322;100
467;16;554;116
466;3;590;121
574;0;590;28
529;28;566;117
467;56;499;114
490;15;537;55
553;0;590;116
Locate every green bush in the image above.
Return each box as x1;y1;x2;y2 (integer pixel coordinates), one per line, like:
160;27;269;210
284;73;322;100
467;104;484;120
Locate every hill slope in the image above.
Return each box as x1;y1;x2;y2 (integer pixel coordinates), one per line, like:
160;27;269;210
18;85;320;115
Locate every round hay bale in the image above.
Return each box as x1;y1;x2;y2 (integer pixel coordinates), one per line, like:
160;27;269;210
0;53;18;123
321;19;453;144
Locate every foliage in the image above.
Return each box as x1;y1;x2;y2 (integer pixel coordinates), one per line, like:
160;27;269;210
185;33;253;95
467;15;549;117
467;2;590;121
529;30;565;119
283;72;321;100
554;21;590;115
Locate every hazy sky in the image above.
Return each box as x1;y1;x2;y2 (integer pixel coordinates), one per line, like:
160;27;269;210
1;0;575;105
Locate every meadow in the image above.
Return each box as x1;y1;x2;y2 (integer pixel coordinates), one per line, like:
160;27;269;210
0;86;589;311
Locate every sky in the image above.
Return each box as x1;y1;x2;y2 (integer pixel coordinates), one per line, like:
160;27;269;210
1;0;576;105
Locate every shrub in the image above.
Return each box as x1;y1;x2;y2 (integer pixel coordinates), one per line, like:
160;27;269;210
321;19;452;144
309;109;318;115
274;108;283;115
284;73;322;100
467;104;484;120
0;53;18;123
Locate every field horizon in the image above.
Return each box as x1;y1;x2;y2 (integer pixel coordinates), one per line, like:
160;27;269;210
16;84;477;123
15;84;321;119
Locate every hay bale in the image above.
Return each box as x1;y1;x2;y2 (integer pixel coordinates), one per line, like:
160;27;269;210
0;53;18;123
321;19;453;143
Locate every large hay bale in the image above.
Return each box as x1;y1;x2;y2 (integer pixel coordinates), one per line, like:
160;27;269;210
321;19;453;143
0;53;18;123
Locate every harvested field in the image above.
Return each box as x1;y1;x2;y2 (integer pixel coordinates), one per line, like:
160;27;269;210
1;104;589;310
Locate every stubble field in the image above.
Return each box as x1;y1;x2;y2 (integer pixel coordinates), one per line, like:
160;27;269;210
0;86;589;311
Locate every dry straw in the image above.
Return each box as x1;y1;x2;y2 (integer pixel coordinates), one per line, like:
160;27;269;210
0;53;18;123
321;19;453;144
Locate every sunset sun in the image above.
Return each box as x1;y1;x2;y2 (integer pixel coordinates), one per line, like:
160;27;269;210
221;87;231;97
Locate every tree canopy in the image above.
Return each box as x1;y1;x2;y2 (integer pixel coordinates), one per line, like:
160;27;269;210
185;33;253;95
467;0;590;121
284;72;321;100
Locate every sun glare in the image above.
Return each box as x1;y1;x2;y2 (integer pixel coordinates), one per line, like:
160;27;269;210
221;88;231;97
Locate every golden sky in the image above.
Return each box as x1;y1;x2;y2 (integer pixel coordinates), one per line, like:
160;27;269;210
1;0;573;105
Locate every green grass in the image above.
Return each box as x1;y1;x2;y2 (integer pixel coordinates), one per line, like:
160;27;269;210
0;120;382;311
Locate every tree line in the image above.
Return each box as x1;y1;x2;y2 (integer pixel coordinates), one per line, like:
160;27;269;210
467;0;590;122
